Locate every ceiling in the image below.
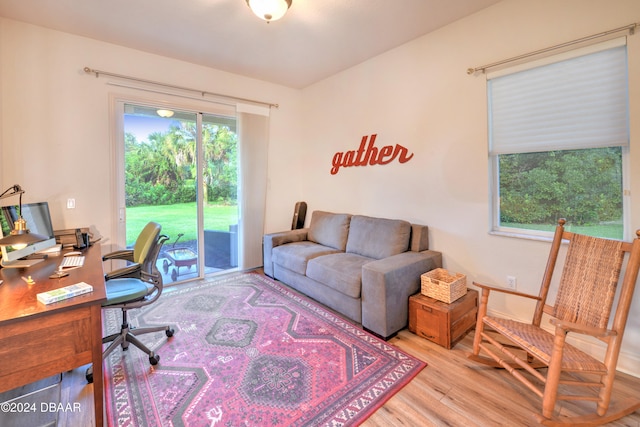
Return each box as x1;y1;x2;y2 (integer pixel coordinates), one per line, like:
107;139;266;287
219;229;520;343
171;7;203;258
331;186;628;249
0;0;501;89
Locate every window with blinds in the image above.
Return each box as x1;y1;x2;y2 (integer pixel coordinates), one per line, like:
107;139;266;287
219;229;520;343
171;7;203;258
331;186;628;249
488;38;629;239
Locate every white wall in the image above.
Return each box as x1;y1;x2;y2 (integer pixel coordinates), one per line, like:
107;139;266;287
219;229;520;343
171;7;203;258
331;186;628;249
0;18;303;249
297;0;640;375
2;0;640;376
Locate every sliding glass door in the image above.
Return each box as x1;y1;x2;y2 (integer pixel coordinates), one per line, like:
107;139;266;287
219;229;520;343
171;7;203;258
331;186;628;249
119;102;238;284
201;113;239;272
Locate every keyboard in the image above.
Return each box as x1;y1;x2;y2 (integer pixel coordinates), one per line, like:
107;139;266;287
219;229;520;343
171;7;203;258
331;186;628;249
59;256;85;269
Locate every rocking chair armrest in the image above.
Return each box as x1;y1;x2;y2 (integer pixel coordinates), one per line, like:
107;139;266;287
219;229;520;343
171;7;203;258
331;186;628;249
472;281;541;300
549;318;617;338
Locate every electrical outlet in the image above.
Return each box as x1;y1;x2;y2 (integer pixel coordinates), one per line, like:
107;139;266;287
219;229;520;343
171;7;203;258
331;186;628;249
66;198;76;209
506;275;517;290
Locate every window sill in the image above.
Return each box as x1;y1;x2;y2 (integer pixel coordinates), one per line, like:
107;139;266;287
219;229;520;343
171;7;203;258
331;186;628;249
489;229;554;243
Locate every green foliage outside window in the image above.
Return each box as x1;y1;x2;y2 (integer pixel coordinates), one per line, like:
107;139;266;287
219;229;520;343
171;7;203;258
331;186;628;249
124;121;238;207
499;147;622;237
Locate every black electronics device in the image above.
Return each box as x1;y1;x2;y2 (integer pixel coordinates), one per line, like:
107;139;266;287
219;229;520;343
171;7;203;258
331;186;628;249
73;228;89;249
291;201;307;230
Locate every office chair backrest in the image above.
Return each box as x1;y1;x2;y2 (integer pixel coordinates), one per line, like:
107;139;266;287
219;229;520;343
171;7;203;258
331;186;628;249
133;222;161;264
142;233;169;287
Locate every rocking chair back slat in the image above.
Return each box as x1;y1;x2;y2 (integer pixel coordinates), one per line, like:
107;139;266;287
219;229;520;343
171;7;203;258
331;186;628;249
553;233;624;329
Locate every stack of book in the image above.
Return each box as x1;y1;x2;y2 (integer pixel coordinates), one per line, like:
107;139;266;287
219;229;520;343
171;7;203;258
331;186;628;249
37;282;94;304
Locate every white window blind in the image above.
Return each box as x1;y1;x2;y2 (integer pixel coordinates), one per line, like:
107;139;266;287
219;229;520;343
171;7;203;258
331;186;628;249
488;38;629;155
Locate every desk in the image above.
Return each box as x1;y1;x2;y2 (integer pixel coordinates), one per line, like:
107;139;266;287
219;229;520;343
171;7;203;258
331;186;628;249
0;245;106;426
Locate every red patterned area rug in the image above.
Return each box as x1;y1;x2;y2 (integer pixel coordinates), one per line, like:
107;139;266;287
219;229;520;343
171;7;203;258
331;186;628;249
103;272;426;426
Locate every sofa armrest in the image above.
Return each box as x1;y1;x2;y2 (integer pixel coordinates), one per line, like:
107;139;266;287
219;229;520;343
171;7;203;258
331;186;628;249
361;250;442;338
263;228;309;277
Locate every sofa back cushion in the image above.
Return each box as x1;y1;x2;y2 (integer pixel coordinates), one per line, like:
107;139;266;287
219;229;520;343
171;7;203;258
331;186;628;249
410;224;430;252
346;215;411;259
307;211;352;251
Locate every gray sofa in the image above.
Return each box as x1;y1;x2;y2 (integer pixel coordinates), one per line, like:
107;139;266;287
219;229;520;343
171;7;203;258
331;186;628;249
263;211;442;339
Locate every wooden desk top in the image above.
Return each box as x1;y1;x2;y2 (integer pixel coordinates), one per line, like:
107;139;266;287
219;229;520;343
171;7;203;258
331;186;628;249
0;244;107;324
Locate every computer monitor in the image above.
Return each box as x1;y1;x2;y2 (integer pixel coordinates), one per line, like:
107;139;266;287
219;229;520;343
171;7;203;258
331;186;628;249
0;201;57;266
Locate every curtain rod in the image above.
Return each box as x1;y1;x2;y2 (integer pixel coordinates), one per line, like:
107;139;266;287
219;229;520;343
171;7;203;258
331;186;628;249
83;67;279;108
467;22;638;75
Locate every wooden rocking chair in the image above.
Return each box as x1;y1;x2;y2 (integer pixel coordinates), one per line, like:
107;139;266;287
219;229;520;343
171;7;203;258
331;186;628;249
469;219;640;426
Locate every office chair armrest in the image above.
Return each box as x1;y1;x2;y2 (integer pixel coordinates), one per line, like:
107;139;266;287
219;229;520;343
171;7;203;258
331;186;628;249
105;263;141;280
473;281;541;300
103;249;135;262
140;270;161;285
549;318;616;338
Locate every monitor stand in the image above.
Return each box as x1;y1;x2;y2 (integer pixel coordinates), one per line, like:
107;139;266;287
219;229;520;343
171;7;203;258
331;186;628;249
1;255;47;269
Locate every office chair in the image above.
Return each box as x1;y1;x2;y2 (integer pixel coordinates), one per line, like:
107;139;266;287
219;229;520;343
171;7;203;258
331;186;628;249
102;221;162;281
86;222;174;383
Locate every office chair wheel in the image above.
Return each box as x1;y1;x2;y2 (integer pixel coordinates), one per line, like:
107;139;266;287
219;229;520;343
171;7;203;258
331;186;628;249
166;328;175;337
149;354;160;365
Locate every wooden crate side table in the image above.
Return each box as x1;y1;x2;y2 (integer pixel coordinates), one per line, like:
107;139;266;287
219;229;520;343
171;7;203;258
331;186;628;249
408;288;478;349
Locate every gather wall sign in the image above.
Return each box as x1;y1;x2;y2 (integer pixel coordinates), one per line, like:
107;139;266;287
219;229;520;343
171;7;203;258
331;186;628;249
330;134;414;175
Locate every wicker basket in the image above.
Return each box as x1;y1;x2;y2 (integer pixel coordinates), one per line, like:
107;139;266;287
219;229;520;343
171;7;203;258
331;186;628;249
421;268;467;303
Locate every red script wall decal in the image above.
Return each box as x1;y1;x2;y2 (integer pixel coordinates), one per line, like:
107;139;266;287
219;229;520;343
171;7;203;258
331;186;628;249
331;134;414;175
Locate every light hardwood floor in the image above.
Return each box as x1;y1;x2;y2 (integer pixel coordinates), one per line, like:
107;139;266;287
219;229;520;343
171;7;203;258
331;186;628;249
366;331;640;426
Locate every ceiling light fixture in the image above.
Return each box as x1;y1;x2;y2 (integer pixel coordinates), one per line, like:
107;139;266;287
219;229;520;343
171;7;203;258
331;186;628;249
156;109;174;118
246;0;292;23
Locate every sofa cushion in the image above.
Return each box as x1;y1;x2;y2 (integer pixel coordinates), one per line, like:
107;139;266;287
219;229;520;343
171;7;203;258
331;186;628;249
346;215;411;259
307;211;352;251
272;242;341;275
410;224;430;252
306;252;373;299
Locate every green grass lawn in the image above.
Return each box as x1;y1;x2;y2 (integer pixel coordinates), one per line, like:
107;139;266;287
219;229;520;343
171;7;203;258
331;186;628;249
125;203;238;245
